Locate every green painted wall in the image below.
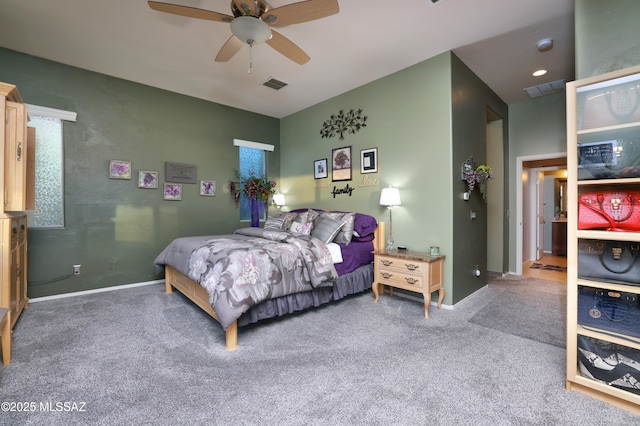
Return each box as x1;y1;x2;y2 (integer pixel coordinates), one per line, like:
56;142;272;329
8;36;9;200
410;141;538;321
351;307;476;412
281;52;507;305
575;0;640;78
0;47;280;298
450;53;509;301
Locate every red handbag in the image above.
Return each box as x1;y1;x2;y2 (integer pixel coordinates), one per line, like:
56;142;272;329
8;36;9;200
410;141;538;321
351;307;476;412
578;191;640;232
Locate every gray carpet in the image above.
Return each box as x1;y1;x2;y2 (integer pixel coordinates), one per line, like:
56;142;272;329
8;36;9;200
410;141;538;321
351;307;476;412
1;276;638;425
469;276;567;348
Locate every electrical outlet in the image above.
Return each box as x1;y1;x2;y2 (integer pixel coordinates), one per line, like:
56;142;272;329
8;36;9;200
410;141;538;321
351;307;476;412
73;264;81;275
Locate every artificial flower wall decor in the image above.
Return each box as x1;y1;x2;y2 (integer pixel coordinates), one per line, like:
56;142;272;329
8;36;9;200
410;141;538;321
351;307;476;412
465;164;493;200
320;108;367;141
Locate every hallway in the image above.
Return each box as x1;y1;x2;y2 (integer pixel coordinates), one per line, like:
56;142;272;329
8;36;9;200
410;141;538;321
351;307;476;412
522;254;567;284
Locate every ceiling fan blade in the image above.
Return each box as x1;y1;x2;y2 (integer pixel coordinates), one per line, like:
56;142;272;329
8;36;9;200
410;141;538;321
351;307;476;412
262;0;339;27
148;1;233;23
215;35;244;62
266;30;310;65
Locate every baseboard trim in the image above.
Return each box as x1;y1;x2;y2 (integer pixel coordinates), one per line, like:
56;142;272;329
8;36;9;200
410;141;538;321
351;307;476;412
388;284;489;311
29;280;164;303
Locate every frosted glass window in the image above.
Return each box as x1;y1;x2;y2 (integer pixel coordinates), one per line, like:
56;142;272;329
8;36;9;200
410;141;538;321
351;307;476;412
27;114;64;228
239;146;266;221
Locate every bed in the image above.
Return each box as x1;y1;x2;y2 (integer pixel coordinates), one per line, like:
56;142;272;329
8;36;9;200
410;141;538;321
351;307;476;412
154;209;385;351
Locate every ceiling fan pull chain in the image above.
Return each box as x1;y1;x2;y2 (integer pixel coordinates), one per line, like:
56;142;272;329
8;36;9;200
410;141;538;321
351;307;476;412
248;41;253;74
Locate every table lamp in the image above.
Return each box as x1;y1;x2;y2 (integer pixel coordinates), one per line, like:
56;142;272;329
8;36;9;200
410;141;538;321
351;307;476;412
379;186;401;250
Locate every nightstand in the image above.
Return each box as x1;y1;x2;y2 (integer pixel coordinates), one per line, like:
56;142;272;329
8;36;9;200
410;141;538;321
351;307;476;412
372;250;445;319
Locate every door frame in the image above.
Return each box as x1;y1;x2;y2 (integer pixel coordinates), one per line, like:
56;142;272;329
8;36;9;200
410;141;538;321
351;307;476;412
515;152;566;275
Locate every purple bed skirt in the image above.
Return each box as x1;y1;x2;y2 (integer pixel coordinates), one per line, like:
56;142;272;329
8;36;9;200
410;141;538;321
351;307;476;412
237;263;374;327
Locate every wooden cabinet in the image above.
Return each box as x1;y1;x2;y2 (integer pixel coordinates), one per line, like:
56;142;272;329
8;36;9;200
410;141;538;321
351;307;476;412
1;83;29;213
372;250;445;319
0;214;27;329
0;82;30;329
566;65;640;414
551;220;567;256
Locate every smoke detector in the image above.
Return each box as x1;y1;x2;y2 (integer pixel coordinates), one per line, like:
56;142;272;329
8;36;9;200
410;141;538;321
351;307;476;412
537;38;553;52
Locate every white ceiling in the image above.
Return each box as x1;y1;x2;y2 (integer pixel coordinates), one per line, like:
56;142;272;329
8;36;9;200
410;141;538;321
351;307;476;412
0;0;574;119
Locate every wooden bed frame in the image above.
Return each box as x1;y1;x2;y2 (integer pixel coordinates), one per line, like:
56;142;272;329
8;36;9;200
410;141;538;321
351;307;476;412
164;222;385;351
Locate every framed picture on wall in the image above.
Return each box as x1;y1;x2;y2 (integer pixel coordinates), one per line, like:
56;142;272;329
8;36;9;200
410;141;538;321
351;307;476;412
164;183;182;201
138;171;158;188
360;148;378;174
331;146;352;182
314;158;328;179
109;160;131;180
200;180;216;196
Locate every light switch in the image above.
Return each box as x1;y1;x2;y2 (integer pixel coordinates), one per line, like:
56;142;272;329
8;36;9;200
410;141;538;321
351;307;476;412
470;210;476;220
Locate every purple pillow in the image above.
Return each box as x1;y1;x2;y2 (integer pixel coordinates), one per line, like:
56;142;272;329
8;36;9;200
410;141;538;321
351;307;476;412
353;213;377;239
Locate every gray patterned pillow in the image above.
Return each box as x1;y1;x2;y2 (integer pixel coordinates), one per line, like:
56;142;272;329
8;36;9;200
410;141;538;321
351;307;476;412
311;217;345;243
319;212;356;244
264;216;285;230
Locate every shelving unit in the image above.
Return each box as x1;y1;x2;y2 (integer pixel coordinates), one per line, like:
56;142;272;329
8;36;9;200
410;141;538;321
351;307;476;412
566;65;640;414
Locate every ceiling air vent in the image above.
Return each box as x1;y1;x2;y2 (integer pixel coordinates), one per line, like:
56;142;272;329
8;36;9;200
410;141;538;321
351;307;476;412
262;77;288;90
524;79;566;98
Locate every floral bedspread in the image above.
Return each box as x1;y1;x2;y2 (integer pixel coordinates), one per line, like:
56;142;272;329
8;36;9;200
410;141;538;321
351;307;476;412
154;227;337;329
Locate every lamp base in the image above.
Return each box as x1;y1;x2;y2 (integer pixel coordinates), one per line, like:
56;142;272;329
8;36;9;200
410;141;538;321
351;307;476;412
386;237;395;251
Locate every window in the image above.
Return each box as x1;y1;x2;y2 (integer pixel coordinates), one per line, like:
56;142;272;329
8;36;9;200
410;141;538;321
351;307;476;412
234;139;274;222
26;104;77;228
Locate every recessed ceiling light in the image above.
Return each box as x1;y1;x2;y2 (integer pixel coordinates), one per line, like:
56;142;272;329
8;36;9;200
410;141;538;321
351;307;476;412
533;69;548;77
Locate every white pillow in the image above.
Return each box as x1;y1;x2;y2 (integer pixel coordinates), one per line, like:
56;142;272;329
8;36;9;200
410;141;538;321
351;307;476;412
326;243;343;264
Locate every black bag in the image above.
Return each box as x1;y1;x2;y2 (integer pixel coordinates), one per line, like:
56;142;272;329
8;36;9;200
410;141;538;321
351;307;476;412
578;287;640;341
578;139;640;180
578;240;640;286
577;335;640;395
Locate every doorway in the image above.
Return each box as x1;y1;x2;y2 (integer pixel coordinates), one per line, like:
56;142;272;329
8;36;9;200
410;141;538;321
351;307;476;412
515;153;567;279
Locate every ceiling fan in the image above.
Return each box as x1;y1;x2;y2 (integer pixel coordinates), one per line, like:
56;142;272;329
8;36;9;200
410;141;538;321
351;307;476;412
148;0;339;65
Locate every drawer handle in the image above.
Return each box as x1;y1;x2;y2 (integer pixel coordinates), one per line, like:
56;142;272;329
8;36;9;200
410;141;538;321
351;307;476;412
21;224;25;230
12;227;17;234
381;260;393;267
405;264;419;271
381;272;393;279
405;278;419;284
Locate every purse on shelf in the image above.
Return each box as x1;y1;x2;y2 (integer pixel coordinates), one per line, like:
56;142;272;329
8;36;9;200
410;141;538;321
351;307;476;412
577;335;640;395
578;287;640;341
582;84;640;129
578;139;640;180
578;190;640;231
578;239;640;286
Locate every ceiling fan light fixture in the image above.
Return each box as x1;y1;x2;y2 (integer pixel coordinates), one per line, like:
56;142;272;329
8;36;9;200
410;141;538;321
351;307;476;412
230;16;272;45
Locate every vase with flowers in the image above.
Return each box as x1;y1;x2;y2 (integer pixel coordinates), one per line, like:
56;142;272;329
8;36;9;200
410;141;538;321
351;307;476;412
230;172;276;227
465;164;493;200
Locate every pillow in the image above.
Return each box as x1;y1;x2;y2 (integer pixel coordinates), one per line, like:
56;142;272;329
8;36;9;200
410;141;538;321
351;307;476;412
290;221;312;235
264;216;285;230
311;216;345;243
275;211;298;230
334;212;355;244
353;213;378;238
306;208;321;224
319;212;356;244
326;242;343;264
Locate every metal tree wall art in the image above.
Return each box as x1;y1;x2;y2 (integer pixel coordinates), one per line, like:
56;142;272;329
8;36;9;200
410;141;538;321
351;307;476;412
320;109;367;140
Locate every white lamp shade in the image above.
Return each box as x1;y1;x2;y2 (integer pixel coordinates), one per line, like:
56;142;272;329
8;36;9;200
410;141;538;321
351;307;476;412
379;187;401;207
230;16;272;45
272;193;285;206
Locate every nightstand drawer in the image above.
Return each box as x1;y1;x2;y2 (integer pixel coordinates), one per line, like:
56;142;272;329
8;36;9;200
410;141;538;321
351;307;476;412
376;256;424;274
377;270;423;289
